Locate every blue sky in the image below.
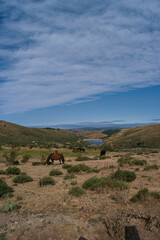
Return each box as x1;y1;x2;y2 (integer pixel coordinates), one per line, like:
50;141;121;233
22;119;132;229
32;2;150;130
0;0;160;127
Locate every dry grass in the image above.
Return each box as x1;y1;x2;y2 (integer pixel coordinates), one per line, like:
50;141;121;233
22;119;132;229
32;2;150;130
0;148;160;240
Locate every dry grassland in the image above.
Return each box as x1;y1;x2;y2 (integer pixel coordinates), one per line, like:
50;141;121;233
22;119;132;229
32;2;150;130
0;148;160;240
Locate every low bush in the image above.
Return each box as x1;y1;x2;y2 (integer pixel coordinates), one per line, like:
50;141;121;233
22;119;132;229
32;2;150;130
21;153;30;163
87;168;100;173
3;150;17;164
130;188;149;202
39;177;55;186
132;159;147;166
135;168;139;172
82;176;128;191
2;201;21;212
143;164;159;171
70;181;77;186
49;169;63;176
0;170;6;174
111;169;136;182
117;157;132;167
69;186;85;197
13;173;33;183
0;179;13;198
75;156;94;161
109;165;115;169
150;191;160;199
32;162;44;166
64;173;75;180
62;164;72;169
67;164;90;173
6;167;21;175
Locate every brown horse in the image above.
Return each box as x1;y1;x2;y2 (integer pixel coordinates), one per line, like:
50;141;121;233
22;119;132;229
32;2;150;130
46;152;65;165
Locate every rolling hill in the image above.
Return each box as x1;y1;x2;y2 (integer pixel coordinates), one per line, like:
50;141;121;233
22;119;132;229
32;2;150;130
0;121;87;147
103;124;160;149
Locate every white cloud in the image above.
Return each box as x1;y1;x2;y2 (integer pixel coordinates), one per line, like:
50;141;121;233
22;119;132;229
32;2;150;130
0;0;160;113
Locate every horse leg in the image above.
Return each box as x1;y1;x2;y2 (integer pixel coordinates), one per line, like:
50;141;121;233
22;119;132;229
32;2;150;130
59;159;61;165
52;160;54;166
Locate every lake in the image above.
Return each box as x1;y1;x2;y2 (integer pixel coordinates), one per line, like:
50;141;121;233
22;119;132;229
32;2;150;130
85;139;103;145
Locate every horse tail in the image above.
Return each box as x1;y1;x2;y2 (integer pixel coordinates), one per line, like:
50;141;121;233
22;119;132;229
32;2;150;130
46;153;52;165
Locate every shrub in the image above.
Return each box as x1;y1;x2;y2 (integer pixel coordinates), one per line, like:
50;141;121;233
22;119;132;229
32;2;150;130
132;159;147;166
39;177;55;186
0;179;13;198
2;201;21;212
117;157;132;167
82;177;128;191
49;169;63;176
62;164;72;169
0;170;6;174
3;150;17;164
12;160;19;165
13;173;33;183
143;164;159;171
32;162;44;166
135;168;139;172
130;188;149;202
109;165;115;169
67;164;90;173
150;191;160;199
64;173;75;180
69;186;85;197
111;169;136;182
87;168;100;173
21;153;30;163
6;167;21;175
70;181;77;186
75;156;93;161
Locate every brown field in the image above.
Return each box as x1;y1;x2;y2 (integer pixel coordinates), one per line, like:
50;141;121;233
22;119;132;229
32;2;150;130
0;148;160;240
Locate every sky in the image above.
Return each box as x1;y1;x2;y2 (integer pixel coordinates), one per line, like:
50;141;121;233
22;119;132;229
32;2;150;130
0;0;160;127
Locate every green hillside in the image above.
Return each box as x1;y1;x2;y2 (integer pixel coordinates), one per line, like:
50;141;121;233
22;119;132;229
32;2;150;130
103;124;160;149
0;121;86;147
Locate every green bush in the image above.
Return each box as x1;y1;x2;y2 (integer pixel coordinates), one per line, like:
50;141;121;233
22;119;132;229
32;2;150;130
21;153;30;163
2;201;21;212
13;173;33;183
49;169;63;176
143;164;159;171
70;181;77;186
87;168;100;173
82;176;128;191
6;167;21;175
39;177;55;186
135;168;139;172
67;164;90;173
3;150;17;164
64;173;75;180
130;188;149;202
117;157;132;167
0;170;6;175
111;169;136;182
150;191;160;199
75;156;93;161
32;162;44;166
62;164;72;169
69;186;85;197
132;159;147;166
0;179;13;198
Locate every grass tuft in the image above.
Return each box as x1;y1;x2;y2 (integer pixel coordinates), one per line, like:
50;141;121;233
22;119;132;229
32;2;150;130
13;173;33;183
49;169;63;176
39;177;55;186
69;186;85;197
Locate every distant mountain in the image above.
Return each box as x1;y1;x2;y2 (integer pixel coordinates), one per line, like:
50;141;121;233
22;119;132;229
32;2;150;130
31;122;154;130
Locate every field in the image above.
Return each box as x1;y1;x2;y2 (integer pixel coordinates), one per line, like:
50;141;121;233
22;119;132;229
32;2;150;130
0;147;160;240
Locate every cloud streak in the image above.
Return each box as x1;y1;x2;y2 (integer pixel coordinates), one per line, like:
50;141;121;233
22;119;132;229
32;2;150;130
0;0;160;113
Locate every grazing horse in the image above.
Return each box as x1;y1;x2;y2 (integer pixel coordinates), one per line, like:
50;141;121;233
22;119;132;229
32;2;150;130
100;149;106;156
72;147;85;153
46;152;65;165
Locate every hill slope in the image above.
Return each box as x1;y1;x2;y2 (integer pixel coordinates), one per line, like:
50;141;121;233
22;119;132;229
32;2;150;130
0;121;85;147
103;124;160;148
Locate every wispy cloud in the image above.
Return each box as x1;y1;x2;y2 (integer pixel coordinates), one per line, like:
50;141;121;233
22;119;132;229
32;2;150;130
0;0;160;113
